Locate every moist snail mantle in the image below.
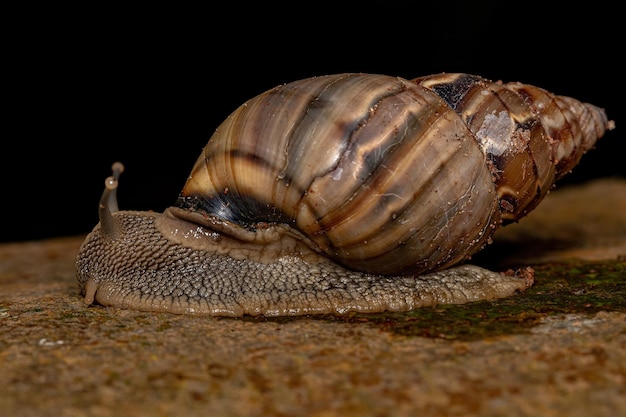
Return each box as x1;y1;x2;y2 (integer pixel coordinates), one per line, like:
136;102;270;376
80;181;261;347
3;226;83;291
76;73;614;317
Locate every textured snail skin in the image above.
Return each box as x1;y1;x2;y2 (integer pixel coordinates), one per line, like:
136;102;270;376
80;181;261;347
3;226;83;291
77;211;535;316
76;73;613;317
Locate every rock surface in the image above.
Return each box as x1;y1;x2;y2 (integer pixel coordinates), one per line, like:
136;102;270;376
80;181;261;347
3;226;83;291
1;178;625;417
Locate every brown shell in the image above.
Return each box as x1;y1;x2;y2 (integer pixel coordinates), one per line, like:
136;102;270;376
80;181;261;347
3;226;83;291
174;73;611;276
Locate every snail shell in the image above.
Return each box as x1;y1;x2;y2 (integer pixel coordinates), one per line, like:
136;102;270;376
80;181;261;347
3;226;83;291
76;73;614;316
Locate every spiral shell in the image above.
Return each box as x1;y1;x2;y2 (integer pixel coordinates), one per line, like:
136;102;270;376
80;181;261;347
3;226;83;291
175;73;611;276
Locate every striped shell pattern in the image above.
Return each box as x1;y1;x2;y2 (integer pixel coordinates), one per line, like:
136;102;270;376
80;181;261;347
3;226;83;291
175;73;610;276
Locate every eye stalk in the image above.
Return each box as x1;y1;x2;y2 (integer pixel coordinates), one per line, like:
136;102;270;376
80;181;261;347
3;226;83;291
98;162;125;240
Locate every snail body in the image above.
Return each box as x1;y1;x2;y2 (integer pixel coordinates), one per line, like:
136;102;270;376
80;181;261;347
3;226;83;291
76;73;613;316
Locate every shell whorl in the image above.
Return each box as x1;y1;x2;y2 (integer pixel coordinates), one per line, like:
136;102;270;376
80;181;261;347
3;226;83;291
415;73;611;218
175;73;612;276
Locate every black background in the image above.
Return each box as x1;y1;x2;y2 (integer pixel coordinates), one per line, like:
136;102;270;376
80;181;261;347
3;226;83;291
4;1;623;243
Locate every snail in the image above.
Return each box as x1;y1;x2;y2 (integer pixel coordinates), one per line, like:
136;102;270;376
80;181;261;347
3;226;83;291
76;72;614;317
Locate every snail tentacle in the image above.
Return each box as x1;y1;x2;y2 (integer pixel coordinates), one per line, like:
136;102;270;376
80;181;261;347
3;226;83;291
97;162;125;241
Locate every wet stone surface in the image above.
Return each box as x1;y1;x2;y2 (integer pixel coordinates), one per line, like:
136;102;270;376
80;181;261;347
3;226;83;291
1;178;625;417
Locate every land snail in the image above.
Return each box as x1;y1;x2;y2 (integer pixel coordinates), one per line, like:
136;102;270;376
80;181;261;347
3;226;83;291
76;72;614;317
